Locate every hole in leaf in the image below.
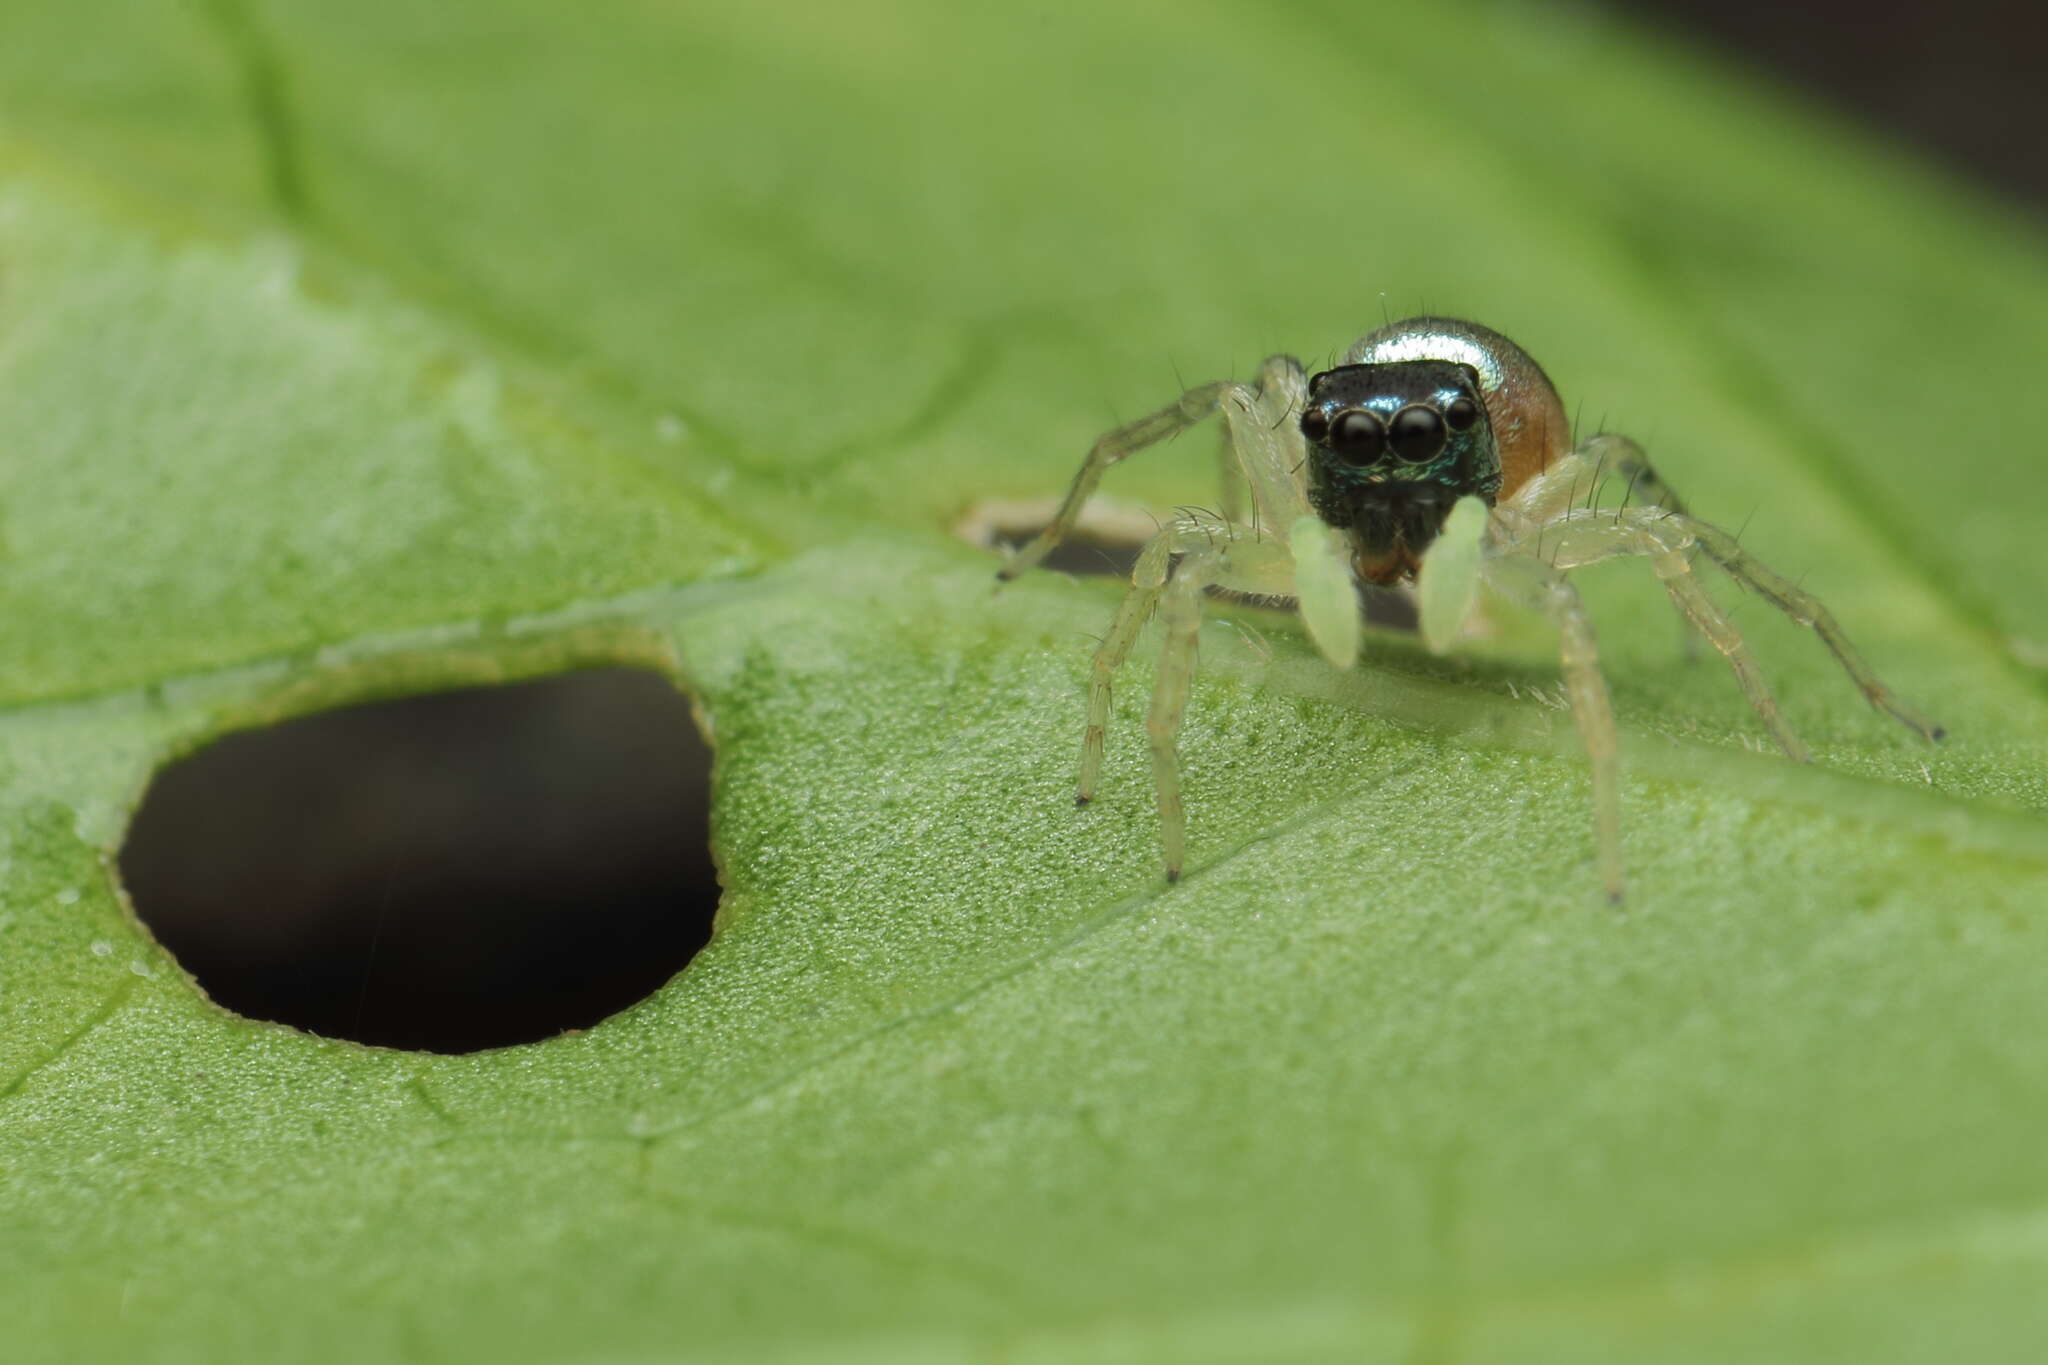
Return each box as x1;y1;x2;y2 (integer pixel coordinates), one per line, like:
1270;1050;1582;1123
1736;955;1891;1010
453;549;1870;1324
953;496;1152;578
118;667;717;1053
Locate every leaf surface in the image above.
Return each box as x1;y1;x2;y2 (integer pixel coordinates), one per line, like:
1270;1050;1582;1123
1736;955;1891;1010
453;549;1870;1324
2;3;2047;1362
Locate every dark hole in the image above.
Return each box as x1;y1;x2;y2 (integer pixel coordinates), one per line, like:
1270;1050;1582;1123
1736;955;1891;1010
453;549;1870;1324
117;668;717;1053
1035;534;1143;580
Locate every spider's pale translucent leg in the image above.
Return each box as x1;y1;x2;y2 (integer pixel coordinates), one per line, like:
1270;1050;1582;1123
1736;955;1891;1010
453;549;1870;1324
1002;354;1313;584
1550;579;1625;904
1080;533;1173;803
1215;422;1246;525
1580;434;1708;662
1648;545;1810;762
1078;516;1293;806
1577;433;1692;519
1147;549;1224;882
997;380;1233;582
1225;355;1315;533
1018;354;1314;880
1485;556;1626;902
1674;517;1944;742
1510;435;1705;656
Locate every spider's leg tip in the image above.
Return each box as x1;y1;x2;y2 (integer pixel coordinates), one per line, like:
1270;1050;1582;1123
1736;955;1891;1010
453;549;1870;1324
1930;725;1948;743
1605;888;1626;907
1074;792;1092;807
1165;866;1182;884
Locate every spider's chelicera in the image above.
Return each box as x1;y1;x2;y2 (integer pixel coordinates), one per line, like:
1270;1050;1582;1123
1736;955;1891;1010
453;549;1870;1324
997;316;1942;901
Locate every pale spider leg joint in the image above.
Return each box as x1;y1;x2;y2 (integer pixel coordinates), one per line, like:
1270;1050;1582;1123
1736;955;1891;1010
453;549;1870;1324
1148;548;1225;882
997;379;1234;582
1679;516;1945;743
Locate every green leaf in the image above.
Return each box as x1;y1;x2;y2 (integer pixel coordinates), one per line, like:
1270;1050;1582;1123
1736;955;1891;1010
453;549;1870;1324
2;2;2046;1362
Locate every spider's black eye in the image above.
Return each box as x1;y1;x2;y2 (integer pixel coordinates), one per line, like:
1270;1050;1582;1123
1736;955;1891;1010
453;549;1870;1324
1388;405;1448;462
1299;406;1329;443
1327;409;1385;464
1444;396;1480;432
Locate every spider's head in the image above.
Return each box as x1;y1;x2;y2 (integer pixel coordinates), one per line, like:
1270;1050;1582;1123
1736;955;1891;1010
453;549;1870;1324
1298;359;1504;580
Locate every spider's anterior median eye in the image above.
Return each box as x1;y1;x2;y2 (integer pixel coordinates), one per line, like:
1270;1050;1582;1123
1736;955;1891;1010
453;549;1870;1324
1389;405;1448;462
1327;409;1385;464
1444;396;1480;431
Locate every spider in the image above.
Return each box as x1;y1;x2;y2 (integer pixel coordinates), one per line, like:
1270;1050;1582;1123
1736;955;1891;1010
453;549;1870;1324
997;316;1943;901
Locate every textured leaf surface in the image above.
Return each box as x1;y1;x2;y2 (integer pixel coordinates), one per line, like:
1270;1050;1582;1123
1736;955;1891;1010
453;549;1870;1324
2;2;2047;1363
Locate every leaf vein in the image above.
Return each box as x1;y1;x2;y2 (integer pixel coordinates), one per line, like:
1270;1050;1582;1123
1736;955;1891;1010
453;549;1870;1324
0;975;140;1102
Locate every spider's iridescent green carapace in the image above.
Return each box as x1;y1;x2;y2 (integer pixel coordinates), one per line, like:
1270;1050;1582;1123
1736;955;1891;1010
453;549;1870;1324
1000;317;1942;901
1299;356;1502;582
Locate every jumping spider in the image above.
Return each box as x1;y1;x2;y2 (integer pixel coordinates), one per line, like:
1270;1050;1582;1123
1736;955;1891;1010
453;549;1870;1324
998;317;1942;901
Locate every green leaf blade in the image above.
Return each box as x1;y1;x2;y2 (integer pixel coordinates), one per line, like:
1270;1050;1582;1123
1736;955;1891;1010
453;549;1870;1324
0;2;2045;1362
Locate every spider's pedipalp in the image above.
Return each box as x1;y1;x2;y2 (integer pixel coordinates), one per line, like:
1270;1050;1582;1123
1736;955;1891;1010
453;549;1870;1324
1290;515;1361;667
1415;495;1489;654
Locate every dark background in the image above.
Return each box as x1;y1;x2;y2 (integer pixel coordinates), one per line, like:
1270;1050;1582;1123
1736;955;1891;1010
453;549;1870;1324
1631;0;2046;206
